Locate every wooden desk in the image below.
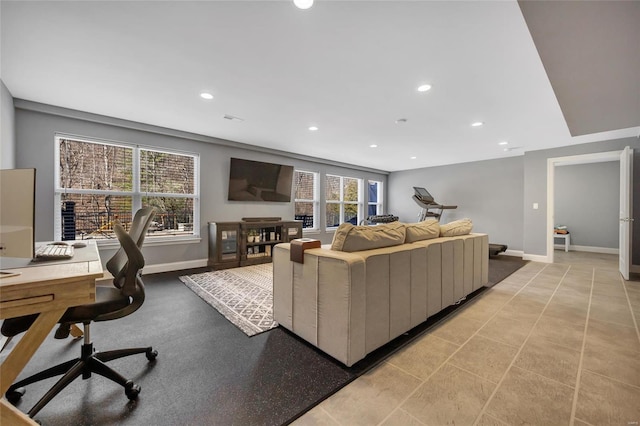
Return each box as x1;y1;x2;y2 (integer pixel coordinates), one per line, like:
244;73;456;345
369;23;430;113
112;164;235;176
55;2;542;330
0;242;101;425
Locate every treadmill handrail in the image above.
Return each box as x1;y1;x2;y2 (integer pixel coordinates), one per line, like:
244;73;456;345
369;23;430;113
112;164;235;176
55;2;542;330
412;195;457;210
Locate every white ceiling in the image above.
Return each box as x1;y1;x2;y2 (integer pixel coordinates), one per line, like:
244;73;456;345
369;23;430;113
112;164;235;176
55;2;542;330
2;1;638;172
519;0;640;138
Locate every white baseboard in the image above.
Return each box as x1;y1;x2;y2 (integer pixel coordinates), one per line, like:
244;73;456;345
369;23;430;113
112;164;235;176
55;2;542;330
554;245;619;255
523;253;551;263
502;249;524;258
143;259;208;275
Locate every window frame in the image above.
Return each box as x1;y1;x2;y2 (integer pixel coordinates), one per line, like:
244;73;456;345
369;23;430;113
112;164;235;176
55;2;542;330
293;169;320;231
367;179;384;218
324;174;363;229
54;134;200;244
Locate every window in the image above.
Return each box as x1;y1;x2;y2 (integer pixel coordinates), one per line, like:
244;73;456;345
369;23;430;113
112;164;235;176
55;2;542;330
367;180;384;217
325;174;362;228
293;170;318;229
55;135;199;241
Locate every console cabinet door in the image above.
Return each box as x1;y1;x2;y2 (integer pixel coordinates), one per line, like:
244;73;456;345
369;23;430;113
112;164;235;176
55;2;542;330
208;222;240;269
282;221;303;241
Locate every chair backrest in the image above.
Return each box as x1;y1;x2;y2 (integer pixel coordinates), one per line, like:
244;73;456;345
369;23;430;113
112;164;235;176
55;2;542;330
106;207;155;289
97;207;155;322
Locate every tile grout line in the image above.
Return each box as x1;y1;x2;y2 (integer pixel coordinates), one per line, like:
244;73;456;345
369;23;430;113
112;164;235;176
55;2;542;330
573;416;597;426
472;332;522;350
619;272;640;345
581;368;640;390
471;264;573;426
509;364;576;391
568;267;595;426
397;407;429;426
375;262;551;426
481;412;511;426
318;405;343;426
382;358;428;383
446;362;500;386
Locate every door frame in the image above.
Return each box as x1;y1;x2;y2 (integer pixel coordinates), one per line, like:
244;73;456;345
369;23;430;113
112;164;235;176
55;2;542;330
546;150;624;264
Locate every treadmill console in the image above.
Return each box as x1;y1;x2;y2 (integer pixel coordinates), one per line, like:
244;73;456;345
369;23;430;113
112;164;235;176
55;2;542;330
413;187;434;203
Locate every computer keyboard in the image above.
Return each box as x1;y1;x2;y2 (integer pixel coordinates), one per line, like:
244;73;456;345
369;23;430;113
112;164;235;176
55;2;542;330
35;244;74;260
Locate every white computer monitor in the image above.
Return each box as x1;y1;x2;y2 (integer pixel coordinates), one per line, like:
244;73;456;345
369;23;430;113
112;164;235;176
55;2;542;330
0;168;36;259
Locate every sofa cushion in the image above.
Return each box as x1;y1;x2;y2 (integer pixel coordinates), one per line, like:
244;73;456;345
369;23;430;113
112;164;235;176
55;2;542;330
440;218;473;237
405;219;440;243
331;222;406;252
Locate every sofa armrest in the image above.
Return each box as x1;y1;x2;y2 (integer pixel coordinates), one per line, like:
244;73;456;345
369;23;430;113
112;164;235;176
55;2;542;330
273;243;367;366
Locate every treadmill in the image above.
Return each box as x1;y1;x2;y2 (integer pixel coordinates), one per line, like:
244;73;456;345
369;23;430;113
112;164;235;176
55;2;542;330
412;187;457;222
412;187;507;256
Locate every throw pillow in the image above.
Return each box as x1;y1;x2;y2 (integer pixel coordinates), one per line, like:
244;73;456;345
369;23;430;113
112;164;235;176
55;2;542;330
405;219;440;243
331;222;406;252
440;218;473;237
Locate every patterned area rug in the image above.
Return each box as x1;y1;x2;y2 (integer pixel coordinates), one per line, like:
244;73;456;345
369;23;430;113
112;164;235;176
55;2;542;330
179;264;277;336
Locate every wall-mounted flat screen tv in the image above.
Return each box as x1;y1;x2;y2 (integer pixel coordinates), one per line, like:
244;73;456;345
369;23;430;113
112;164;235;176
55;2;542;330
227;158;294;202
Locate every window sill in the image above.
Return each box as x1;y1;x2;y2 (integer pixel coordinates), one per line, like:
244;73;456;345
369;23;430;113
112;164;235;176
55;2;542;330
96;235;201;249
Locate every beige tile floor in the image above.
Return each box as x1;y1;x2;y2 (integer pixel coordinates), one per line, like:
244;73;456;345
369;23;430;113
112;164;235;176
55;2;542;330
294;251;640;426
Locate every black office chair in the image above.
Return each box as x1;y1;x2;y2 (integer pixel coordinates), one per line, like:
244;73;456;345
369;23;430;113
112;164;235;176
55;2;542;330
1;207;158;419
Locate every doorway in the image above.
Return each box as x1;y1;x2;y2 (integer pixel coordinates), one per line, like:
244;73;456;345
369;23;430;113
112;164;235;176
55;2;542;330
546;149;632;277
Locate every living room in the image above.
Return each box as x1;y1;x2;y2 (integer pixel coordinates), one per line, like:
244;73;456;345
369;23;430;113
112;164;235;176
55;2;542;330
1;1;640;425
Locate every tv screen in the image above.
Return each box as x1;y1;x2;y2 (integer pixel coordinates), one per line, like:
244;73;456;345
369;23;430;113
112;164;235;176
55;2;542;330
228;158;294;202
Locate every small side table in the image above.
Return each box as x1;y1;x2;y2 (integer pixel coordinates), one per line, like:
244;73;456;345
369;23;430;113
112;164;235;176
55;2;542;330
290;238;321;263
554;233;570;252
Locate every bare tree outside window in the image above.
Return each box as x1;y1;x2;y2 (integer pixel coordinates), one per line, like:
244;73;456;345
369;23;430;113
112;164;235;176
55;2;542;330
294;170;317;229
325;174;361;228
56;137;199;240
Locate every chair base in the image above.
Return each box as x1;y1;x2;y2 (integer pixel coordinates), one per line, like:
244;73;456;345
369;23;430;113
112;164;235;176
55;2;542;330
6;341;157;419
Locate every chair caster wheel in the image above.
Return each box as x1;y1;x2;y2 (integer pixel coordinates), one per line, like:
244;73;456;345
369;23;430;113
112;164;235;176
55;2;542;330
6;387;25;404
146;348;158;361
124;382;141;400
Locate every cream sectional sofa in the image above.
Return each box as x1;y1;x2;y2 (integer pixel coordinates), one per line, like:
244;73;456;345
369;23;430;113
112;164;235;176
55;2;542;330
272;220;488;367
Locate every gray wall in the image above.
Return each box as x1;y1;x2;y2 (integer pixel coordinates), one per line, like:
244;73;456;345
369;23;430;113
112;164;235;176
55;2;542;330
388;138;640;266
523;137;640;264
13;101;388;269
0;80;15;169
555;161;619;249
388;157;525;251
9;97;640;268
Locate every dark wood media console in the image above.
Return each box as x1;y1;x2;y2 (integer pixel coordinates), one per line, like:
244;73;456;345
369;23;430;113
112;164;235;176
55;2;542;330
208;219;302;270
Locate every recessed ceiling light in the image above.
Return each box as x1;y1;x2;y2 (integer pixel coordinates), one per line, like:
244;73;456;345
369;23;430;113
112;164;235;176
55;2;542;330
498;141;508;145
308;126;318;131
200;92;213;100
471;121;484;127
369;144;378;148
410;156;417;160
395;118;408;124
293;0;314;9
417;84;432;92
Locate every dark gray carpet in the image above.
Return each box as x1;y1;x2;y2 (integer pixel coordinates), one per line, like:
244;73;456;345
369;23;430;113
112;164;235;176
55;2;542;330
487;254;529;287
5;256;527;425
